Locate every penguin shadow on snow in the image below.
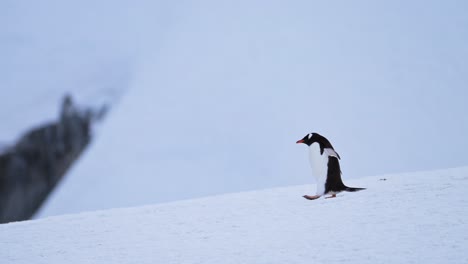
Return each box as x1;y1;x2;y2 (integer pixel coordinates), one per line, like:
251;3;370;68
296;132;366;200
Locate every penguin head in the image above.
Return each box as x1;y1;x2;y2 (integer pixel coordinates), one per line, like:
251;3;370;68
296;133;317;146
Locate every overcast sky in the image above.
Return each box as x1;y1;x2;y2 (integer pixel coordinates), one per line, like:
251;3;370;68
2;0;468;215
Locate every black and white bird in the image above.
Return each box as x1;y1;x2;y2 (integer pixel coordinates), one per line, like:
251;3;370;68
296;132;365;200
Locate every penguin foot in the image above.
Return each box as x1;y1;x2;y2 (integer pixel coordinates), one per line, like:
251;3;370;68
303;195;321;200
325;194;337;199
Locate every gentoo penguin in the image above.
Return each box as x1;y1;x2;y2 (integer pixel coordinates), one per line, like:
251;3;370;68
296;132;365;200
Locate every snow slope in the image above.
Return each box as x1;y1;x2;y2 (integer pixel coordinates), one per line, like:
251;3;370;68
38;0;468;217
2;167;468;263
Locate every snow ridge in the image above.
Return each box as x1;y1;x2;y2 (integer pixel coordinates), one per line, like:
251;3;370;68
1;167;467;264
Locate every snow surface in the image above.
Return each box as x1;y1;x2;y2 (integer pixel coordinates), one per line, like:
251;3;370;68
2;167;468;263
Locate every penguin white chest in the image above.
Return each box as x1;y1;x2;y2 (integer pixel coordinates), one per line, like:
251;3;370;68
308;143;329;195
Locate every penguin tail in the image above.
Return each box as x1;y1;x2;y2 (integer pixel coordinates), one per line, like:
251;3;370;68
345;187;366;192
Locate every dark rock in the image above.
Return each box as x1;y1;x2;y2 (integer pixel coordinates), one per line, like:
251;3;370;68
0;95;100;223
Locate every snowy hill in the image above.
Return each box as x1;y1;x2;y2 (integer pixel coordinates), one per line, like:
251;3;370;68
2;167;467;263
35;0;468;218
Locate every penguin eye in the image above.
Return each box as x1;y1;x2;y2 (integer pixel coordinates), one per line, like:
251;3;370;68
308;133;312;139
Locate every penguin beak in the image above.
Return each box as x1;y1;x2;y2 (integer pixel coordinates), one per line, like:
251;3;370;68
296;139;305;144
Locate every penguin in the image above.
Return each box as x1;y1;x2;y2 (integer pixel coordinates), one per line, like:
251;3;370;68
296;132;365;200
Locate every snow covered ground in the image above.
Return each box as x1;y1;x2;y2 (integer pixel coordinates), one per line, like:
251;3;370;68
2;166;467;263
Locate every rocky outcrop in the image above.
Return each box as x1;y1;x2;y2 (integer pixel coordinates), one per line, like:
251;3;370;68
0;95;103;223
